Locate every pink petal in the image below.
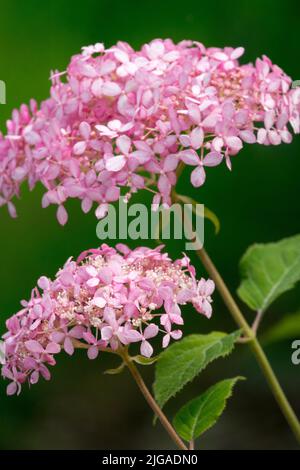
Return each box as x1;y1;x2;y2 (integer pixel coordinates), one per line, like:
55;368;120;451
179;134;190;147
201;299;213;318
60;271;74;286
45;342;61;354
130;150;151;164
12;166;27;181
87;277;100;287
95;203;109;219
225;155;232;170
25;340;44;354
143;323;159;339
235;110;248;127
50;331;65;343
116;135;131;155
264;110;275;130
201;111;219;128
7;382;18;396
23;357;37;369
86;265;98;277
163;155;178;172
230;47;244;60
92;297;107;308
191;165;206;187
30;371;40;385
141;340;153;358
64;336;74;355
158;174;171;196
83;331;96;344
190;127;204;149
170;329;183;340
176;288;194;303
211;51;228;61
280;130;292;144
98;267;113;284
73;141;87;155
276;113;289;130
239;130;256;144
87;345;99;360
203;151;223;167
91;78;104;97
102;82;122;96
169;314;184;325
39;364;51;380
105;186;120;202
105;155;126;172
30;319;41;331
257;128;267;144
268;130;281;145
204;279;215;296
162;334;170;348
222;101;235;120
179;149;200;166
37;276;50;290
8;201;17;218
79;121;91;140
69;326;84;339
101;326;113;341
125;329;143;343
81;197;93;214
56;205;68;226
225;136;243;153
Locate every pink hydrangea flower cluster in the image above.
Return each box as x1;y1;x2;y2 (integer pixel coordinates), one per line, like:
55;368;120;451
1;243;214;395
1;39;299;223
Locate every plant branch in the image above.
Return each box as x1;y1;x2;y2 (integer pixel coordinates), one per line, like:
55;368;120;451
172;174;300;444
195;246;300;444
120;349;188;450
74;340;187;448
72;339;114;354
252;309;264;335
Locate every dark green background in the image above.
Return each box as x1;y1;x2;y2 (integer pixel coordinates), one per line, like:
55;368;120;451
0;0;299;449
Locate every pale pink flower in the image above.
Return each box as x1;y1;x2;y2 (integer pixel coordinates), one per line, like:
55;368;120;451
192;279;215;318
0;40;298;222
139;324;159;358
1;244;214;394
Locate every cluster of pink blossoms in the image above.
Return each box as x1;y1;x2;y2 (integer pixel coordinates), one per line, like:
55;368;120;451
1;244;214;395
1;39;299;223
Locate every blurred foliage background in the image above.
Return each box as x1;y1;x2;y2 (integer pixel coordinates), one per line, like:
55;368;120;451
0;0;299;450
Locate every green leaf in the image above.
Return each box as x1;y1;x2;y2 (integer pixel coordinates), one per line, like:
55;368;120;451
173;377;244;442
153;331;240;409
237;234;300;313
175;193;220;234
131;355;158;365
262;311;300;344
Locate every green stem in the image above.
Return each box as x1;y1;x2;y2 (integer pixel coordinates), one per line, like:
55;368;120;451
195;246;300;444
173;167;300;444
120;349;188;450
74;341;187;449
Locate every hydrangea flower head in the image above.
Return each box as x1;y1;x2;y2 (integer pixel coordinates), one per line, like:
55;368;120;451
0;39;299;222
1;244;214;395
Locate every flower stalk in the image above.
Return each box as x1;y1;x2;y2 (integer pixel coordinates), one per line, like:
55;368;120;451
174;165;300;444
119;348;188;451
197;243;300;443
